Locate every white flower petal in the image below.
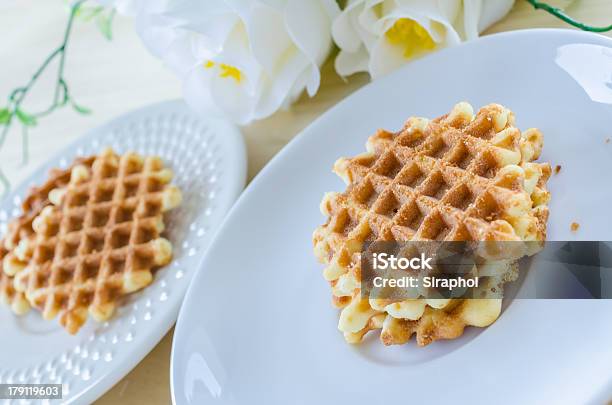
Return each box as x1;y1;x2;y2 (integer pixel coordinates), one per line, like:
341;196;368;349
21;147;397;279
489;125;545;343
333;0;512;78
136;14;182;59
114;0;139;15
478;0;514;32
163;33;202;76
285;0;338;95
94;0;139;15
167;2;238;50
351;2;380;52
135;0;337;124
286;0;339;66
368;35;409;79
255;0;286;10
209;75;255;125
291;65;318;101
246;4;294;75
359;0;385;36
380;11;459;45
335;45;370;77
254;49;310;119
304;65;321;97
332;1;364;53
182;67;222;118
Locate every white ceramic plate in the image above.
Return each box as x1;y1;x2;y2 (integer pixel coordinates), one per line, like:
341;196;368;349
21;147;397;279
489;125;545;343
171;30;612;405
0;100;246;405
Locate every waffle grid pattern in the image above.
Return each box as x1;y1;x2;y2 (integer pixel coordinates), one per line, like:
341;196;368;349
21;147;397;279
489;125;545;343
0;159;96;315
3;158;93;251
0;104;230;403
0;247;28;315
5;149;181;334
313;102;551;346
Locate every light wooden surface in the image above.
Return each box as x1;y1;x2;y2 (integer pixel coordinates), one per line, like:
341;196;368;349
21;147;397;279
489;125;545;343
0;0;610;403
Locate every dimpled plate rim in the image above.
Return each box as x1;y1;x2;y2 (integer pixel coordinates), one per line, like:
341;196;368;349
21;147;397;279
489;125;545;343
0;100;246;405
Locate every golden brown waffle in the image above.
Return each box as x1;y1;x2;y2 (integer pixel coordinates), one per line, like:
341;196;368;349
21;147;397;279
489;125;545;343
1;159;97;315
3;157;96;251
341;299;503;346
6;148;181;334
351;299;504;346
313;102;551;346
0;246;29;315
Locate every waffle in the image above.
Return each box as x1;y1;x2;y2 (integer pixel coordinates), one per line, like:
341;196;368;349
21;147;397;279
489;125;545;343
0;246;29;315
3;156;96;252
342;299;504;346
5;148;182;334
313;102;551;346
1;159;97;315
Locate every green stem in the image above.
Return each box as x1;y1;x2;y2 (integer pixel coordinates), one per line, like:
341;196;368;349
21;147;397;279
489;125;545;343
0;0;87;196
526;0;612;32
53;4;81;106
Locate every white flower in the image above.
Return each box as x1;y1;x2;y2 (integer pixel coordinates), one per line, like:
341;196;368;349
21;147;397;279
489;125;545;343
135;0;340;125
333;0;514;79
92;0;139;15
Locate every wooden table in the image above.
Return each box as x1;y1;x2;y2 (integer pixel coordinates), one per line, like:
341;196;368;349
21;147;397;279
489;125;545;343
1;1;610;403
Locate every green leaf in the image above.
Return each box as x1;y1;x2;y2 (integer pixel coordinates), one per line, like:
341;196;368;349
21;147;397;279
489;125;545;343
97;12;114;40
75;5;104;22
71;101;92;115
0;108;11;125
15;109;37;127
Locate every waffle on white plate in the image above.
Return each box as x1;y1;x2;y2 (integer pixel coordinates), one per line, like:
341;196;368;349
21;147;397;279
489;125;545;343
313;102;551;346
0;246;29;315
1;148;182;334
0;159;94;315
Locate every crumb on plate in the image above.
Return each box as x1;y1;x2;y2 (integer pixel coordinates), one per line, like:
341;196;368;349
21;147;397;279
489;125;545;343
554;165;561;174
570;222;580;232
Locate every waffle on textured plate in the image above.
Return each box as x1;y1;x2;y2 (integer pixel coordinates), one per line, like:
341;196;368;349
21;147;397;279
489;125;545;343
1;148;182;334
0;158;95;315
312;102;551;346
0;246;29;315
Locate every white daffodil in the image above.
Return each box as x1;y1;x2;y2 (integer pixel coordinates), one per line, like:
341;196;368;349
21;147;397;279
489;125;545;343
134;0;340;125
333;0;514;79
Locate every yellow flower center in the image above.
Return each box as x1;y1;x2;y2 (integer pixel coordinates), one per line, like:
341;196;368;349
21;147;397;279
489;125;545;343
204;60;243;83
385;18;436;58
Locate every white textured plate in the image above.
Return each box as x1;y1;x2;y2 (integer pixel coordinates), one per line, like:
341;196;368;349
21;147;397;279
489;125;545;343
171;30;612;405
0;100;246;404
